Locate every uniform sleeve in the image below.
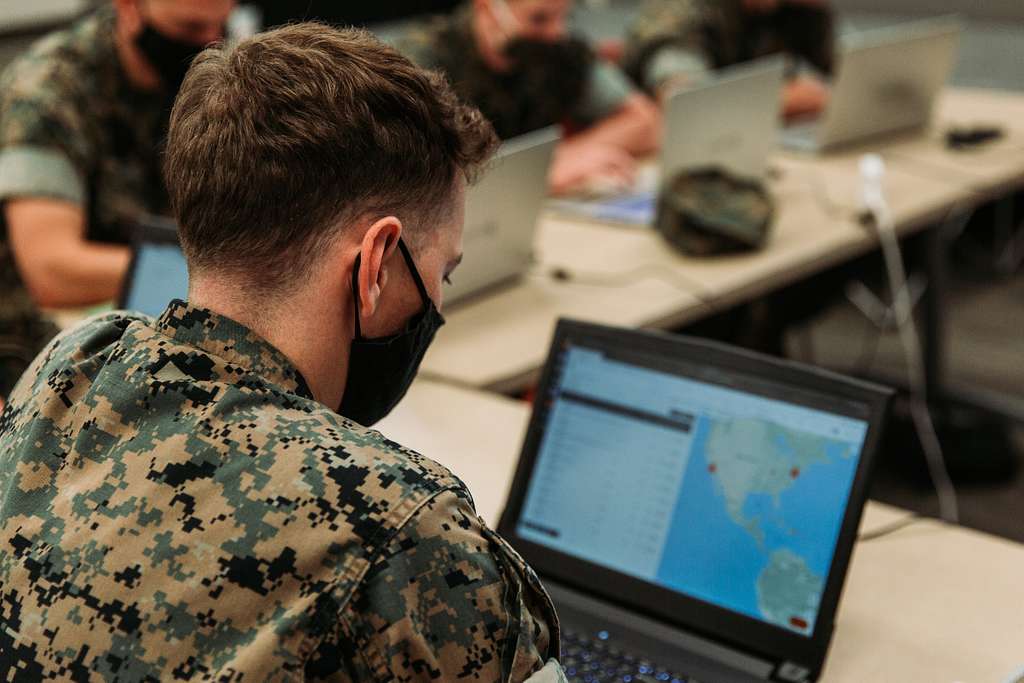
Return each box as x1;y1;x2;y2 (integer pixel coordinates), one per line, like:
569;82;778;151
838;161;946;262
571;61;640;128
313;488;562;681
0;56;91;205
622;0;711;92
390;23;444;71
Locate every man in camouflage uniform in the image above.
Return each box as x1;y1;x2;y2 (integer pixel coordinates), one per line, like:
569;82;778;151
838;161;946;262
397;0;661;195
0;0;234;399
622;0;834;118
0;22;565;682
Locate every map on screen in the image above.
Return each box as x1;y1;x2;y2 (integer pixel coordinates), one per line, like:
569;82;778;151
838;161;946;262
517;346;868;636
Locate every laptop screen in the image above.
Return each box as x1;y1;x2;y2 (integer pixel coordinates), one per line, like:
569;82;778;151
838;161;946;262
124;243;189;317
515;342;871;637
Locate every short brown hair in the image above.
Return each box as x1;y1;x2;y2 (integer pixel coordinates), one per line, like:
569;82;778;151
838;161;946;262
164;23;497;293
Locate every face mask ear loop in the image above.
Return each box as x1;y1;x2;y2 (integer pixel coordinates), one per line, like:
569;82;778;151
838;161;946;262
396;239;432;307
351;253;363;340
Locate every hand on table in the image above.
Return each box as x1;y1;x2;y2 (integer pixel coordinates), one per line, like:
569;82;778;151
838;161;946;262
548;140;638;196
783;76;830;120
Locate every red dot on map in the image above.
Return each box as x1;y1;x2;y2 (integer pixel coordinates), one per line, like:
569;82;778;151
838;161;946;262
790;468;800;479
790;616;809;630
708;464;717;474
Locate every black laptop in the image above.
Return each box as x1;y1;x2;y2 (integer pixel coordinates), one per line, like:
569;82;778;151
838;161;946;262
118;216;188;317
498;320;892;682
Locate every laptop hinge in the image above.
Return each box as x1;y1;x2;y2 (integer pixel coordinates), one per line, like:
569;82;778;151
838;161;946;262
545;579;776;681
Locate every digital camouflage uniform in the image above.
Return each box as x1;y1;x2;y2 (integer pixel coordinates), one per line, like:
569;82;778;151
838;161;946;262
0;6;172;398
622;0;835;93
0;300;565;681
395;5;637;140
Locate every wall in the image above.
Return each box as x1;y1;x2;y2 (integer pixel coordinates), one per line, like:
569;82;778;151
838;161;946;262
831;0;1024;22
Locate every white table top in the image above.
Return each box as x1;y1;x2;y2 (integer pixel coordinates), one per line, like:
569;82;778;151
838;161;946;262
419;88;993;393
378;379;1024;683
882;88;1024;200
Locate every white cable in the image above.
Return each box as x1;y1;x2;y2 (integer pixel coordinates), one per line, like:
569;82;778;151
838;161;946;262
860;154;959;525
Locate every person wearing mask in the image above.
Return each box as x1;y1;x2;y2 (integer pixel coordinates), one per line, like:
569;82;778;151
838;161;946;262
397;0;661;195
0;0;234;399
0;22;568;681
622;0;834;118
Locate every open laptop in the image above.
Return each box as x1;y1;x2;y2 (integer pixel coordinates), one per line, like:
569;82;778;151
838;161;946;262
498;320;892;682
782;16;961;153
118;216;188;317
444;127;558;306
547;57;785;226
662;56;785;180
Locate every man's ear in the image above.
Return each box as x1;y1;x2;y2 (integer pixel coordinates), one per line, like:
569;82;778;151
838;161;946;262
356;216;403;319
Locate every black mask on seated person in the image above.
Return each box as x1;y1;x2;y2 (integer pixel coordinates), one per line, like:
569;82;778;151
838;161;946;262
497;36;593;134
338;239;445;426
135;21;215;95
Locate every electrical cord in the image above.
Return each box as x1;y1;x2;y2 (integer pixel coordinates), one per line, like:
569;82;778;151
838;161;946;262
538;263;713;302
860;154;959;526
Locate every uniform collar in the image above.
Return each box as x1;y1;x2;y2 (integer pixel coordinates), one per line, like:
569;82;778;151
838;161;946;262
155;299;315;401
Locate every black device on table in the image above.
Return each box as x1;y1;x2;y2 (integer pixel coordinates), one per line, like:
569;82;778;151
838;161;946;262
498;320;892;682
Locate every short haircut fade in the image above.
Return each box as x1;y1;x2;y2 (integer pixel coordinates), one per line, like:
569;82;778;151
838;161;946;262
164;23;498;293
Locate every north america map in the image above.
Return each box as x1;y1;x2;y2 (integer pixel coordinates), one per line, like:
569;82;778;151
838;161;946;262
655;415;860;635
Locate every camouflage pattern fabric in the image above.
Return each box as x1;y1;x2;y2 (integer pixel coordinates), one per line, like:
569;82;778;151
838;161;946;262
0;7;172;399
0;300;563;680
0;226;57;398
395;5;633;140
622;0;835;92
656;167;774;256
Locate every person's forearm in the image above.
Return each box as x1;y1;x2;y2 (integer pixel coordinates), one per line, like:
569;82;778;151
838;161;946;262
571;95;661;157
6;199;132;308
33;241;131;307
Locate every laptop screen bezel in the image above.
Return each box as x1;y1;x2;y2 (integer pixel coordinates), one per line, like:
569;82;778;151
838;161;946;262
497;319;892;675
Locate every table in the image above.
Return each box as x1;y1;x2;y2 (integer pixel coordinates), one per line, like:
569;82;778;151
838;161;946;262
378;379;1024;683
883;88;1024;201
420;88;992;393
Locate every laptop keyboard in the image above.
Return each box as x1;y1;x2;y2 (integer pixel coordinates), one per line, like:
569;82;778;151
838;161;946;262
561;628;694;683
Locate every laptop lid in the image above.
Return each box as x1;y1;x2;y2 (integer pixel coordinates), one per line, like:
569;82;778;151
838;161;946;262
118;216;188;317
444;127;558;306
662;56;786;180
498;320;892;680
814;16;961;151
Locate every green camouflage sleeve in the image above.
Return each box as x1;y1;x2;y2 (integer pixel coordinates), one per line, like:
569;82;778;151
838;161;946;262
308;488;562;681
622;0;710;92
0;51;91;205
389;21;445;71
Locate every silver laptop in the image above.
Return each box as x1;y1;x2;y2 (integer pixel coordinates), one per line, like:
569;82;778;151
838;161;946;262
663;56;786;180
444;127;558;305
782;16;961;153
499;320;892;683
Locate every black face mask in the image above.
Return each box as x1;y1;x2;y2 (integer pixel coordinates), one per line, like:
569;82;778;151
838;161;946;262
338;239;445;426
135;22;211;95
493;36;593;136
